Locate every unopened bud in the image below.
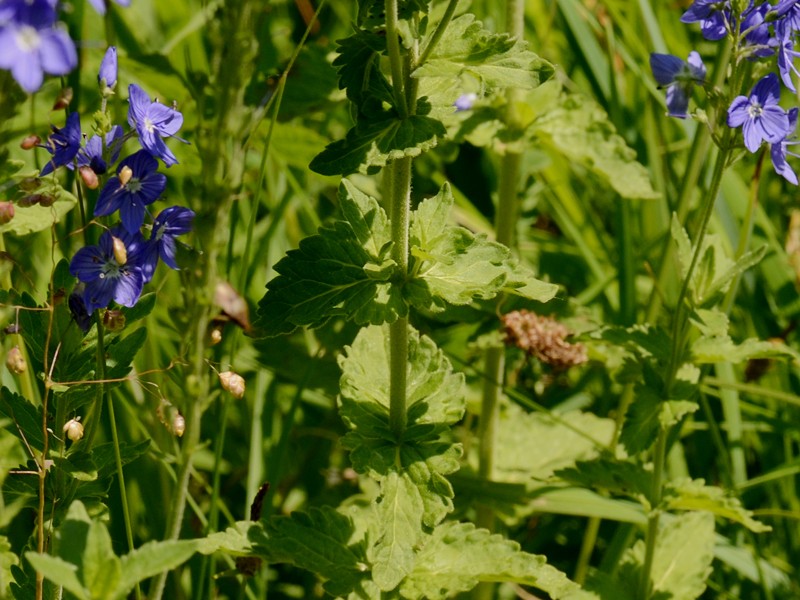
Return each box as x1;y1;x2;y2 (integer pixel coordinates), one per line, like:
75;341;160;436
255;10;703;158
5;346;26;374
0;202;14;225
52;87;73;111
63;417;84;441
79;166;99;190
209;325;223;345
219;370;245;399
37;193;55;208
112;236;127;265
103;309;126;332
4;324;20;334
20;135;41;150
118;165;133;187
18;193;54;207
172;413;186;437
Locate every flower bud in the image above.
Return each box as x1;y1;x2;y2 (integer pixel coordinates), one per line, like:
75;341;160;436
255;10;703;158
63;418;84;441
209;325;223;345
79;166;99;190
454;92;478;112
118;165;133;187
0;202;14;225
36;193;56;208
19;177;40;191
112;236;127;265
103;309;126;332
5;346;26;374
219;370;245;399
20;134;41;150
172;413;186;437
98;46;118;90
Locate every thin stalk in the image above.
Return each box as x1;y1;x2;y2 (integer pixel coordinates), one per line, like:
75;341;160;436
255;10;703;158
385;0;408;118
637;427;668;600
417;0;460;65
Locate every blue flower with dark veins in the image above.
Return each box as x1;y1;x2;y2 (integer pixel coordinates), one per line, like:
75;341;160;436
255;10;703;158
727;73;791;152
776;23;800;91
139;205;195;282
69;227;145;312
0;0;77;93
40;111;81;175
127;83;186;167
771;108;800;185
650;51;706;118
94;150;167;233
681;0;731;41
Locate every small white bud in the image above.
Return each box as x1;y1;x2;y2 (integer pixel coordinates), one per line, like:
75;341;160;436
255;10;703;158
63;418;84;442
6;346;26;374
219;370;245;399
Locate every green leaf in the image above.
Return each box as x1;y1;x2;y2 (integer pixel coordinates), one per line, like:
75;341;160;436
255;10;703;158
0;186;77;236
671;215;768;308
0;387;44;451
24;554;88;600
105;327;148;379
555;456;652;504
619;512;715;600
310;113;445;177
664;479;771;533
399;521;579;599
532;93;659;200
369;471;424;590
83;518;122;599
413;14;554;92
407;184;556;309
117;540;199;597
259;507;368;598
492;404;614;482
254;181;403;335
332;31;393;108
339;325;465;525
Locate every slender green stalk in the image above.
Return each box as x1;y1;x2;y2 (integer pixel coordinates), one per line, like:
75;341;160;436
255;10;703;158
418;0;460;65
637;427;668;600
385;0;408;118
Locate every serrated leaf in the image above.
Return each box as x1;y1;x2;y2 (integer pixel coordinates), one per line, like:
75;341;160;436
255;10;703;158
333;31;393;108
413;14;554;92
555;456;652;504
399;521;579;599
339;325;465;524
117;540;199;598
670;215;768;308
692;335;800;364
407;183;555;309
255;181;403;336
259;507;368;597
619;384;660;455
310;113;445;176
532;94;659;200
664;479;770;533
24;554;87;600
619;512;714;600
83;517;122;599
0;387;44;451
0;186;77;236
369;471;423;590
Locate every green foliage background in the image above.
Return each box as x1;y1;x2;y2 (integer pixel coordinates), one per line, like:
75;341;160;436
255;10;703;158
0;0;798;599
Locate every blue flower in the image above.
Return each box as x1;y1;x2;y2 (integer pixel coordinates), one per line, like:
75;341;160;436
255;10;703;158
776;23;800;91
127;83;185;167
40;112;82;176
454;93;477;112
681;0;731;41
727;73;790;152
86;0;132;16
69;227;145;312
98;45;117;89
740;3;772;57
770;107;800;185
94;150;167;233
0;0;77;93
650;51;706;119
76;125;124;175
140;205;195;282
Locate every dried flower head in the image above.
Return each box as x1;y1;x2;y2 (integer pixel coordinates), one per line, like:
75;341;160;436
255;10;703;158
502;310;588;369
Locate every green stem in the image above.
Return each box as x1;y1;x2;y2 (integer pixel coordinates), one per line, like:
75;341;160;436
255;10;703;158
107;386;141;600
637;426;668;600
385;0;408;118
417;0;460;65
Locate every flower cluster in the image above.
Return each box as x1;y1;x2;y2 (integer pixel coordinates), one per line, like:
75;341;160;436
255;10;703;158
0;0;130;94
29;45;194;317
652;0;800;184
502;310;588;370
